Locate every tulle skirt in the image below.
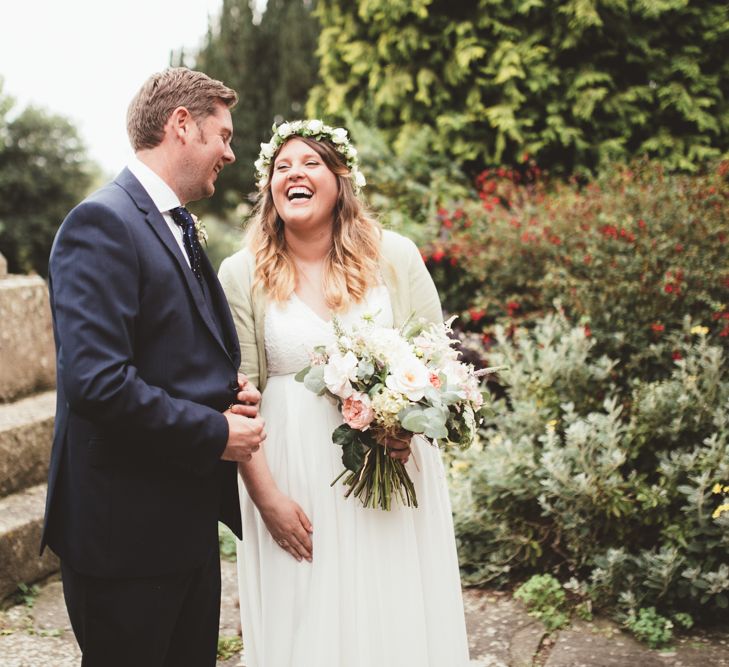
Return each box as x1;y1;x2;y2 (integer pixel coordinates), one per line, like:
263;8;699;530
236;375;470;667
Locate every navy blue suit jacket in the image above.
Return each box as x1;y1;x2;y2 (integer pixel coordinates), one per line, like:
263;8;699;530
41;168;242;578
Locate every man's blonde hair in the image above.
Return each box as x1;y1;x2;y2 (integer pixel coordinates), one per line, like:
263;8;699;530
127;67;238;151
246;136;382;312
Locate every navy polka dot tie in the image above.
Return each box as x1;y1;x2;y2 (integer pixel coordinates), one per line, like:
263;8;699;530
169;206;203;282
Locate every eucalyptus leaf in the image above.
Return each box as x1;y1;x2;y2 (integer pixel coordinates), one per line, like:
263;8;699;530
303;365;326;394
401;408;429;433
294;366;311;383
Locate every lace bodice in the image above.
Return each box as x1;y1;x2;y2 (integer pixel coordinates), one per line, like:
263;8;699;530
264;285;394;377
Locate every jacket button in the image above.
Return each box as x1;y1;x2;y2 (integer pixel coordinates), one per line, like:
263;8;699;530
230;379;239;391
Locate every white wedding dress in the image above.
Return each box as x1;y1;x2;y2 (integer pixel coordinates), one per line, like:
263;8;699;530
236;285;470;667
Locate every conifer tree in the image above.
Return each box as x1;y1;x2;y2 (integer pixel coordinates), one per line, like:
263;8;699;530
177;0;320;214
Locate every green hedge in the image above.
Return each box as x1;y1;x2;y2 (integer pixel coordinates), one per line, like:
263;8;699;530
310;0;729;176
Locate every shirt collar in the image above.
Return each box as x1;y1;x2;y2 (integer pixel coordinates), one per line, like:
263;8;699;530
127;155;181;214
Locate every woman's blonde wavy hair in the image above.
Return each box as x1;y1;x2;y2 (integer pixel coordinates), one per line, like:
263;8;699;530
246;136;382;312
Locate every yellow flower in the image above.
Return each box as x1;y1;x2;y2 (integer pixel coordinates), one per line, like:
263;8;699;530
690;325;709;336
713;483;725;494
452;460;470;473
713;503;729;520
546;419;558;432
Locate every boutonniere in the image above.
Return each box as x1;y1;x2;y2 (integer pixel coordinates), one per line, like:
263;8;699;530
190;213;208;246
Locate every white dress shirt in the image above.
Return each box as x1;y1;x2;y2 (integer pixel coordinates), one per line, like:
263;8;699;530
126;156;190;268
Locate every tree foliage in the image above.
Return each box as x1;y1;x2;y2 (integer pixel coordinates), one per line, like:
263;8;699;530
309;0;729;176
176;0;320;214
0;80;95;276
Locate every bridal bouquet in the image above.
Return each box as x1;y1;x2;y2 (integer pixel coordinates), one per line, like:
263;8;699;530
296;315;499;510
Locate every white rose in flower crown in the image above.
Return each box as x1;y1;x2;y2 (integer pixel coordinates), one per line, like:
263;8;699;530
324;350;359;398
306;119;323;133
330;127;348;144
259;142;276;159
386;358;431;401
354;170;367;188
277;122;293;138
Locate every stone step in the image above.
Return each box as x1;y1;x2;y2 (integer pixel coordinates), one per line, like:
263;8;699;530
0;391;55;497
0;274;56;403
0;483;58;601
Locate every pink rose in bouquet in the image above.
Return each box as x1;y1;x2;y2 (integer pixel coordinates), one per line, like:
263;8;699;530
342;391;375;431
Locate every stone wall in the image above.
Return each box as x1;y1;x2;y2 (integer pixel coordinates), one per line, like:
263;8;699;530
0;252;58;601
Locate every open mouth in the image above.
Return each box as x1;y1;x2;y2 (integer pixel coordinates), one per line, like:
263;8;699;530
287;186;313;201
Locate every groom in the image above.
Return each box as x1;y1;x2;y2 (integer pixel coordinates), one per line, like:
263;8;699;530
41;68;263;667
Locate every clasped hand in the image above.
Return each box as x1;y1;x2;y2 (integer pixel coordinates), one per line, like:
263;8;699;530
222;374;266;462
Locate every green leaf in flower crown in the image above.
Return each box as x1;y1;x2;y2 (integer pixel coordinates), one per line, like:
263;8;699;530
294;366;311;383
303;364;326;394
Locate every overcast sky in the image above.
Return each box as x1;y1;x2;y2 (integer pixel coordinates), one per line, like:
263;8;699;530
1;0;227;176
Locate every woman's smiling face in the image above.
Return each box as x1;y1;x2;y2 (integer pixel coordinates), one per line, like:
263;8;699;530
270;138;339;232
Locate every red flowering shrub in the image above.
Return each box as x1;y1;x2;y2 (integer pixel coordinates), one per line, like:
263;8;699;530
423;159;729;380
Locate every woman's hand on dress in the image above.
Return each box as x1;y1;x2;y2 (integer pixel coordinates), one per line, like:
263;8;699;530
258;491;314;562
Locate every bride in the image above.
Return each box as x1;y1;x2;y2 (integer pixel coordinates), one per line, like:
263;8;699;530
218;120;470;666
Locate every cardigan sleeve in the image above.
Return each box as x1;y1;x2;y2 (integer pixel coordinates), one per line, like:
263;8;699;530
218;251;261;389
380;230;443;326
404;235;443;325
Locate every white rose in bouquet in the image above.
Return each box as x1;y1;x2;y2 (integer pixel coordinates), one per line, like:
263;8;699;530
386;358;431;401
323;351;359;398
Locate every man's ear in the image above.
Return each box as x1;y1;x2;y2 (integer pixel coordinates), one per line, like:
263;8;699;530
167;106;194;144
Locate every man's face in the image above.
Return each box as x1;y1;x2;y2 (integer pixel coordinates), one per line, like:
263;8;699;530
180;101;235;202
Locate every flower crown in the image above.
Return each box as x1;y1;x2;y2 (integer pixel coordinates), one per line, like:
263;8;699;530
254;119;366;192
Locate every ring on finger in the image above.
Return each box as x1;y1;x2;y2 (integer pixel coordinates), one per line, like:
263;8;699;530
277;538;287;547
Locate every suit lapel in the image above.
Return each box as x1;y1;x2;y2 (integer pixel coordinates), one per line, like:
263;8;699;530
114;169;233;364
200;252;241;370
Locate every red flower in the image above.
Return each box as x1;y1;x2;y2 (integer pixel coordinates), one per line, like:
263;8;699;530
431;249;445;263
584;325;592;337
675;243;684;253
664;284;674;293
672;350;683;361
468;308;485;322
638;219;646;229
651;323;665;332
450;257;458;267
506;301;520;317
442;218;453;229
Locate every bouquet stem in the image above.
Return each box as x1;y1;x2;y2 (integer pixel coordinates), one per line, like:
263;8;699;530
335;445;418;510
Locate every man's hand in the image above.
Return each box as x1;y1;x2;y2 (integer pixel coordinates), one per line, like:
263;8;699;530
221;411;265;462
230;373;261;417
385;431;412;464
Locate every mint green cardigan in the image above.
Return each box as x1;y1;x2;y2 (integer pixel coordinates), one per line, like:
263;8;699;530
218;229;443;391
